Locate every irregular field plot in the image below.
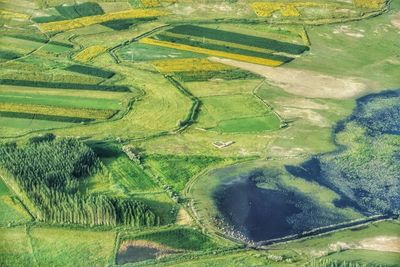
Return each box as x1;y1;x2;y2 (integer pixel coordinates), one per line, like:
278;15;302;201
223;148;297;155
197;94;270;128
145;154;224;192
215;115;281;133
185;79;263;97
134;193;177;225
30;227;115;267
103;155;158;192
117;43;203;61
323;249;400;266
122;228;218;251
0;226;34;267
0;179;31;226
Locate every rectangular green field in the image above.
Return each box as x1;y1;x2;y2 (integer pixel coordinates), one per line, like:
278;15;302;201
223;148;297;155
103;155;159;193
30;227;115;267
145;154;225;192
197;94;270;128
0;91;122;110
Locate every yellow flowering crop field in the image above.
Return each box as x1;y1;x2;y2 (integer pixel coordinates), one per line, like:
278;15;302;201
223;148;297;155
353;0;386;9
38;8;169;32
152;58;234;73
251;2;320;17
140;37;283;67
74;46;107;62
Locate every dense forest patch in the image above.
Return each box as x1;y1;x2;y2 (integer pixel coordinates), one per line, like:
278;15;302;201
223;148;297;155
0;136;159;227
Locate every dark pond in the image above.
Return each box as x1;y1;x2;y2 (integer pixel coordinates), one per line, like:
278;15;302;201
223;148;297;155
214;173;347;242
117;246;159;265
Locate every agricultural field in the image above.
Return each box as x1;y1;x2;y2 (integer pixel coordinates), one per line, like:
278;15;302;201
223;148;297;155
1;0;399;266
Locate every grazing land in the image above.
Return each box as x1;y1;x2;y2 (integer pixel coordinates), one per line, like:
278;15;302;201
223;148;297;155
0;0;399;266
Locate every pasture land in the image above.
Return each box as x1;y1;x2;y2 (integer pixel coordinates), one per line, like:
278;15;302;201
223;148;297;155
120;227;219;251
103;155;159;193
145;154;225;192
197;94;272;130
184;79;263;97
0;178;31;226
30;227;115;267
215;115;281;133
0;227;34;266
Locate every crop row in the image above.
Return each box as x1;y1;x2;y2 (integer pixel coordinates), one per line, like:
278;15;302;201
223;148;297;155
166;25;309;55
38;8;169;32
153;34;292;62
65;64;115;79
0;79;130;92
152;58;234;73
0;103;117;120
139;37;284;66
174;69;260;82
0;111;94;123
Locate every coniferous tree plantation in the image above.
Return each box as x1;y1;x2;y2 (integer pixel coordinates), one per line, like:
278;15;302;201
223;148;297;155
0;136;159;227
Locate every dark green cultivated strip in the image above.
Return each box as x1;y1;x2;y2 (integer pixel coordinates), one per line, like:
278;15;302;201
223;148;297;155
7;35;73;48
154;34;293;62
64;65;115;79
0;50;21;60
0;79;130;92
0;111;94;123
174;69;260;82
167;25;309;55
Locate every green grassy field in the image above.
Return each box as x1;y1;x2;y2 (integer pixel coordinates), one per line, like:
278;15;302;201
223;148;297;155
121;227;219;251
30;227;116;267
145;154;226;192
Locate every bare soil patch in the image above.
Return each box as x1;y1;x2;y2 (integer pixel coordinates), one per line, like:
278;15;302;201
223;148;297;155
210;57;367;99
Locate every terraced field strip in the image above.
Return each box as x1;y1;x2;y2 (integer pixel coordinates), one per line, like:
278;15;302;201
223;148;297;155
38;8;169;32
0;79;130;92
153;34;291;63
0;85;130;100
74;46;108;62
166;25;309;55
139;37;283;67
0;91;122;110
64;64;115;79
0;103;118;122
0;36;72;54
152;58;234;73
161;31;280;56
